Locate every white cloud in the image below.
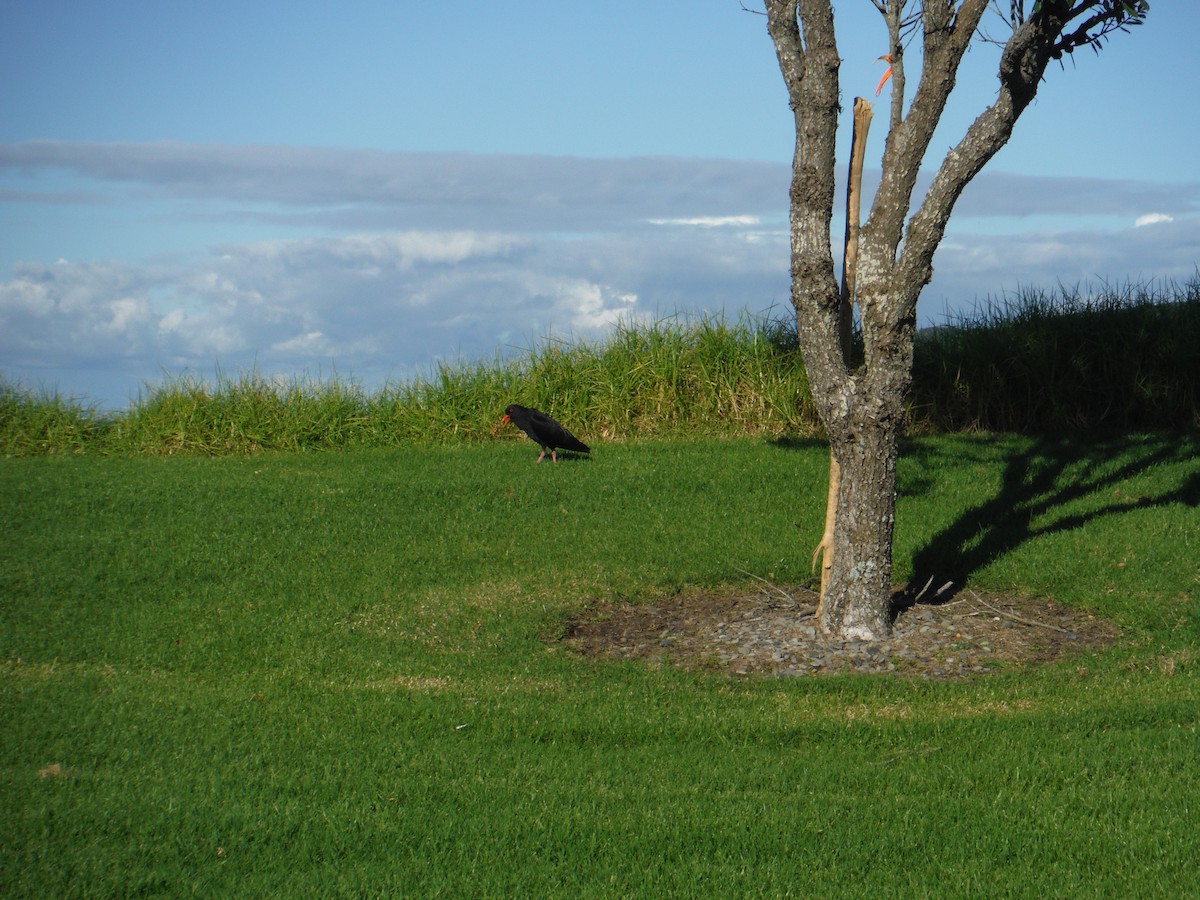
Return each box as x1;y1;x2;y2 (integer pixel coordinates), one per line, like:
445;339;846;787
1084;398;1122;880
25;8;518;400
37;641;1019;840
3;140;1199;408
648;215;760;227
552;281;642;332
103;297;148;334
1134;213;1174;228
272;331;327;354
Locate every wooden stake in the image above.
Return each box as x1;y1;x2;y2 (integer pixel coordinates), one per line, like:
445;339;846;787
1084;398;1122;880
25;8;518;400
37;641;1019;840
814;97;873;618
839;96;873;362
812;454;840;609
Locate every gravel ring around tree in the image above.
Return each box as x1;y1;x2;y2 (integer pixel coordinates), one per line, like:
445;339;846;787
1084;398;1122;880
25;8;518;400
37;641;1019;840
561;584;1122;680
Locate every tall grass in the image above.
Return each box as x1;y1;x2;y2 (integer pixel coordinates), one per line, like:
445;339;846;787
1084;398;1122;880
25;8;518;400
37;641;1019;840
911;276;1200;432
352;313;814;444
0;385;107;455
3;278;1198;456
2;313;815;456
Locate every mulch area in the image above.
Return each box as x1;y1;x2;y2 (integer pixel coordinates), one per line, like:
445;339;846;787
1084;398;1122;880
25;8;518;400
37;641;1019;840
562;583;1122;680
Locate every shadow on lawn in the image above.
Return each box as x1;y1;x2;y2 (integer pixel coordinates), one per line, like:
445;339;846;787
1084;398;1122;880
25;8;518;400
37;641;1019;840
898;432;1200;606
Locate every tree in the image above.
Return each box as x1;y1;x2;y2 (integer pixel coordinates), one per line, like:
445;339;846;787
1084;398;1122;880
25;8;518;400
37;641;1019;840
763;0;1149;639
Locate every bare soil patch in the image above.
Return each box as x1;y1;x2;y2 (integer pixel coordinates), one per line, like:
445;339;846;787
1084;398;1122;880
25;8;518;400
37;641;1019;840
562;584;1121;680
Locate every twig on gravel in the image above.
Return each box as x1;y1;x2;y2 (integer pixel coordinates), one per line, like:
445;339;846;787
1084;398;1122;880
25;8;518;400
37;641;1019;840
912;576;956;604
912;575;935;602
969;590;1075;635
735;569;803;612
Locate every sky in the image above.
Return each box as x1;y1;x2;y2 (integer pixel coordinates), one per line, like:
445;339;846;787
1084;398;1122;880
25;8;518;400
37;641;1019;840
2;1;1197;410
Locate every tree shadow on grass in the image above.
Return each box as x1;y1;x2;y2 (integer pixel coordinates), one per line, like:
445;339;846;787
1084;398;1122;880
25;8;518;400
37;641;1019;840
896;432;1200;609
767;436;827;452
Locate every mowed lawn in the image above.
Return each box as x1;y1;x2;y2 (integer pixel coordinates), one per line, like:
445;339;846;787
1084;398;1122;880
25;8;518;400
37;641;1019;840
2;434;1199;897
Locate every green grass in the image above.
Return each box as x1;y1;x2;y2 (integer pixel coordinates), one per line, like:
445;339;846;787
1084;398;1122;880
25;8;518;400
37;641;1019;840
5;277;1197;457
3;435;1199;896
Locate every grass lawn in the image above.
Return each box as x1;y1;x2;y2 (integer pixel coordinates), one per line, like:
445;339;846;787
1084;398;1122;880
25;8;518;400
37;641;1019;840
2;435;1199;897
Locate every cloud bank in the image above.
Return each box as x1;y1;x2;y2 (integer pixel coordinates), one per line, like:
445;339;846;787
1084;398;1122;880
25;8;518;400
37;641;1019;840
1;140;1197;409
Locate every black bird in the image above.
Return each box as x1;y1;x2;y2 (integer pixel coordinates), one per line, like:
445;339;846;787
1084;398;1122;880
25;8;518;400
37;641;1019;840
494;404;590;463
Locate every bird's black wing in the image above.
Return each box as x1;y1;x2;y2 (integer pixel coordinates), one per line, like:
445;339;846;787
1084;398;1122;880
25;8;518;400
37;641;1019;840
530;409;590;453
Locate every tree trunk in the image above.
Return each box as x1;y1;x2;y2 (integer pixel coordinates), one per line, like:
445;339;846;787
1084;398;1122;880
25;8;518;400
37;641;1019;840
820;417;900;639
764;0;1143;641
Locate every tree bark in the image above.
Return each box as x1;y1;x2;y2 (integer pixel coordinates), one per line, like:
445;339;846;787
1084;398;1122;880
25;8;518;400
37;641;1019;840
822;414;900;639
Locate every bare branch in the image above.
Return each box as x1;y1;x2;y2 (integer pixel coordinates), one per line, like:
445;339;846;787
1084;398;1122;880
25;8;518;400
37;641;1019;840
765;0;849;398
862;0;989;279
884;0;905;129
894;0;1145;324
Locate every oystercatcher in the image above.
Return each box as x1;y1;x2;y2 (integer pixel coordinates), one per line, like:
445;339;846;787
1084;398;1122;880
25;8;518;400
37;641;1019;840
494;404;590;463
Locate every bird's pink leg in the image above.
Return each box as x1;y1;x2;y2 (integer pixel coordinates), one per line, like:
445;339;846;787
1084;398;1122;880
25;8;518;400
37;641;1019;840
551;450;558;463
536;450;546;463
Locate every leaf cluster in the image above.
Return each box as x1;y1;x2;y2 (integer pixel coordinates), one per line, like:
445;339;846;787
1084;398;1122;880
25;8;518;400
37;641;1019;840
1025;0;1149;58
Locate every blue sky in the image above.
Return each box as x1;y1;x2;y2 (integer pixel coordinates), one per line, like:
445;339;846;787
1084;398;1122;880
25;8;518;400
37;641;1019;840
2;1;1197;410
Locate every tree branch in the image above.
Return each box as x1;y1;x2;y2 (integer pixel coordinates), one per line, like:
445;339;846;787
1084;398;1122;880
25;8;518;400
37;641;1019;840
883;2;905;130
895;0;1136;319
861;0;989;287
766;0;849;407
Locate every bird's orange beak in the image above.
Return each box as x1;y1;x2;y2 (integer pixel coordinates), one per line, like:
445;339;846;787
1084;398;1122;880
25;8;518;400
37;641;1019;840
875;55;893;97
490;413;511;436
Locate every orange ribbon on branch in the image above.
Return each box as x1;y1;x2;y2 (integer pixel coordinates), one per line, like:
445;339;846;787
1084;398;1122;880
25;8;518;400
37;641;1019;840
874;55;893;96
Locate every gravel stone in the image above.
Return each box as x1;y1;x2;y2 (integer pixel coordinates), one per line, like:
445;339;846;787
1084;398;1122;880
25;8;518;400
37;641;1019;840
563;584;1121;681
